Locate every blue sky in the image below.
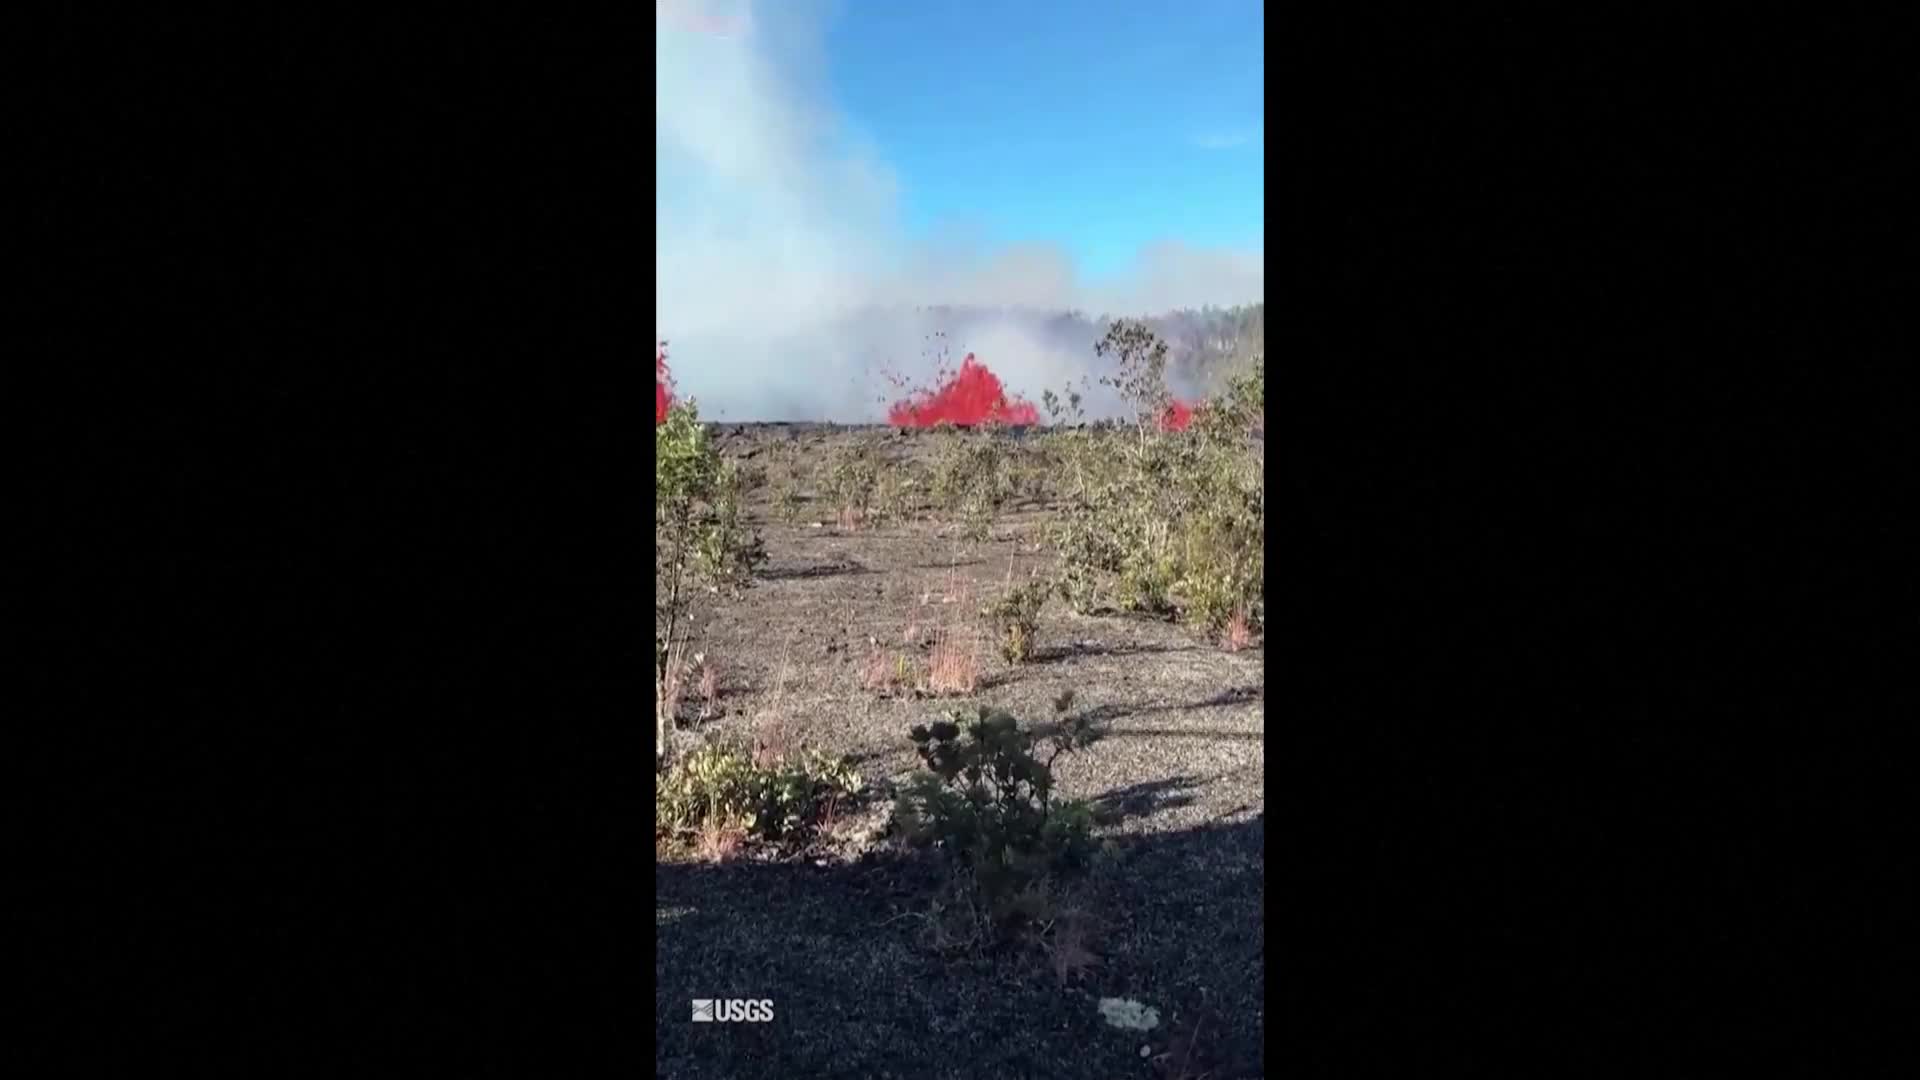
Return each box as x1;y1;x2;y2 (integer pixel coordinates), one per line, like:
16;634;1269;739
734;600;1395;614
656;0;1263;419
824;0;1264;278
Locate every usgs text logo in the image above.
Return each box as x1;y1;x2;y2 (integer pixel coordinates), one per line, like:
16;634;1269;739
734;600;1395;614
691;998;774;1023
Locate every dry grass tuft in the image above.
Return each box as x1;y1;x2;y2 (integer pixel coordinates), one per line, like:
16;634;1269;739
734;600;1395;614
925;629;980;696
751;636;801;767
1222;608;1254;652
752;712;798;769
696;654;720;717
863;644;914;695
660;640;689;728
911;550;982;696
694;817;746;863
818;789;847;842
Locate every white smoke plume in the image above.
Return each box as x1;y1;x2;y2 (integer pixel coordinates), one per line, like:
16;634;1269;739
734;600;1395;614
656;0;1263;421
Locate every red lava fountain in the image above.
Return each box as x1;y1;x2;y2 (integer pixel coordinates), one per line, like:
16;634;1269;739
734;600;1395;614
1160;399;1197;432
656;342;674;425
887;353;1039;427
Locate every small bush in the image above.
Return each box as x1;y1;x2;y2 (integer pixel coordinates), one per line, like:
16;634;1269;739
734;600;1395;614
870;464;918;528
772;473;805;524
823;441;881;530
981;579;1048;664
893;704;1100;902
931;429;1010;536
657;742;864;847
1013;455;1053;506
1049;516;1122;613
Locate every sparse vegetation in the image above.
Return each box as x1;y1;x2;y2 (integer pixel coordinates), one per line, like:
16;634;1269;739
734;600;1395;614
770;446;807;524
656;326;1264;1078
656;400;767;766
655;1;1266;1062
824;439;881;530
870;462;918;527
656;741;864;851
863;642;915;696
930;427;1013;539
924;630;981;696
893;701;1101;913
1044;322;1265;644
981;578;1049;664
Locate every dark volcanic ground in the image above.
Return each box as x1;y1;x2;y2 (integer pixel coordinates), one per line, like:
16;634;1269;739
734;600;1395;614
657;423;1265;1079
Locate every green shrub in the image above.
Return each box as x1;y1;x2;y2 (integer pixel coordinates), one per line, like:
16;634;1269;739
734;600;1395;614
1043;326;1264;641
774;485;804;524
930;429;1011;537
1048;504;1124;613
1173;481;1263;635
771;450;807;524
1173;355;1264;638
893;704;1100;902
1045;436;1182;616
657;743;864;844
1036;383;1103;507
657;401;767;765
869;459;919;528
981;579;1049;663
823;441;881;527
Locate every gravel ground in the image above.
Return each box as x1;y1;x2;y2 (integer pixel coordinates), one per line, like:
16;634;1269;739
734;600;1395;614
657;425;1264;1078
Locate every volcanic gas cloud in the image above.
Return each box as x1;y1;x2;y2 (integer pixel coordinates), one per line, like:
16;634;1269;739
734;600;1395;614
887;353;1039;427
656;342;673;425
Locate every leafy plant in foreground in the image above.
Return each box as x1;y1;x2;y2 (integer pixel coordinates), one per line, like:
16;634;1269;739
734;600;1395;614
893;702;1100;902
656;742;864;846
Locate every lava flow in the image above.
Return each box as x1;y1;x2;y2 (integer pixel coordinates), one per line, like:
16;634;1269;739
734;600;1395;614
886;353;1039;427
1160;398;1197;432
656;341;673;425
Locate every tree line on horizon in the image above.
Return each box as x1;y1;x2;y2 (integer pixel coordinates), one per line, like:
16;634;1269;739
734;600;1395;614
898;302;1265;398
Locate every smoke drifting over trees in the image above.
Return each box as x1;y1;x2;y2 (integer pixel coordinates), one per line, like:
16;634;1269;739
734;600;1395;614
656;0;1264;421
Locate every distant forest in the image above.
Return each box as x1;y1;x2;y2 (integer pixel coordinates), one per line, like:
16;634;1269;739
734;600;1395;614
905;302;1266;398
1139;303;1265;396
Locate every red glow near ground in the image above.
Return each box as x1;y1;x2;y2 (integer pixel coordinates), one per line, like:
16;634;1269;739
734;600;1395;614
1160;399;1197;432
656;342;673;425
886;353;1040;427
